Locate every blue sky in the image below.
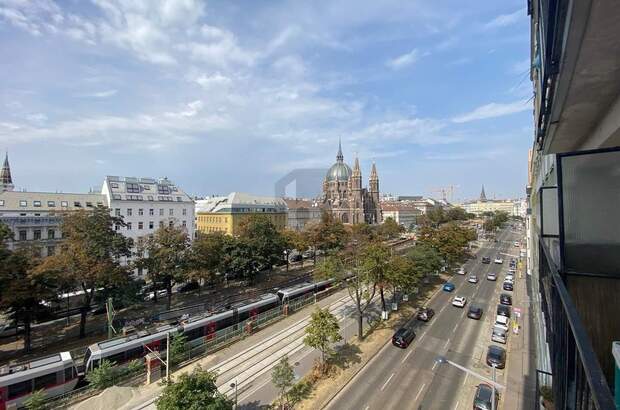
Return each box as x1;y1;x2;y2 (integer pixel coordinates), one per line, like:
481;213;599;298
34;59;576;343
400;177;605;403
0;0;532;201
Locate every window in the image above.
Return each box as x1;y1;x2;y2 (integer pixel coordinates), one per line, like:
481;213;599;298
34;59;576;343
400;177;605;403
33;230;41;240
8;380;32;399
149;221;154;229
148;196;154;201
158;185;170;195
168;220;174;227
138;222;143;230
182;220;187;227
159;209;164;216
33;201;41;207
47;246;55;256
47;201;55;207
182;209;187;216
19;231;27;241
61;201;68;207
97;202;104;207
127;208;133;216
19;200;27;207
112;194;122;200
115;224;120;231
86;202;93;207
74;201;82;207
111;182;119;188
169;209;173;216
138;209;144;216
176;196;182;202
48;229;55;239
115;208;121;216
127;222;132;230
0;199;4;206
143;185;151;191
159;221;164;228
64;367;75;381
126;182;140;193
34;372;58;390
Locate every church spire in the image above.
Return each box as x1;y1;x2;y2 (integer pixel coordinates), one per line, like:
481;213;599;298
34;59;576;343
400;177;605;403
336;137;343;162
480;184;487;202
370;161;378;180
353;154;361;175
1;151;14;192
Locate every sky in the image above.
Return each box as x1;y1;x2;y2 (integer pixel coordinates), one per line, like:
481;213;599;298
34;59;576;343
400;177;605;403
0;0;532;202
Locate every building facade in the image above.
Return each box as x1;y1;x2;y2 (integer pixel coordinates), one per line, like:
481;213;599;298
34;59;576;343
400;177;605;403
196;192;287;236
461;186;521;216
380;202;420;230
101;176;195;244
283;198;322;231
321;141;381;224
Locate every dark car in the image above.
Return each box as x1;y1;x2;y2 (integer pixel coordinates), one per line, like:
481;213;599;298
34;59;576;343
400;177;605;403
482;256;491;264
467;305;483;320
499;293;512;306
392;327;416;349
416;307;435;322
473;383;499;410
486;345;507;369
503;281;513;291
497;304;511;318
178;281;200;293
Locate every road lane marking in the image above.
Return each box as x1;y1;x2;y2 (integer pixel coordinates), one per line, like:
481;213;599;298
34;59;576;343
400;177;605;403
401;350;413;363
454;400;460;410
444;339;450;348
380;373;395;391
415;383;426;401
364;406;370;410
432;361;438;371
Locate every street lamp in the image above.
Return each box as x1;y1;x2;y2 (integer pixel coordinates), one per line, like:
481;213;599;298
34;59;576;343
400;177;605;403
434;356;503;410
230;379;238;409
283;250;289;272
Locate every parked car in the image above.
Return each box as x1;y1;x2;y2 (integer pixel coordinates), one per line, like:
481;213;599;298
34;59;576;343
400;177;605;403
468;275;479;284
499;293;512;306
178;281;200;293
494;314;510;331
467;305;483;320
392;327;416;349
452;296;467;308
289;253;302;262
504;275;515;284
473;383;500;410
514;241;520;247
457;267;466;275
486;345;507;369
492;325;508;344
494;257;503;264
482;256;491;264
416;307;435;322
503;281;513;291
486;272;497;281
443;282;456;292
497;304;511;318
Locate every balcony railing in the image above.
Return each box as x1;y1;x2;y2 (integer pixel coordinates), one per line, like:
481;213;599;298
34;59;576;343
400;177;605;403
538;238;615;409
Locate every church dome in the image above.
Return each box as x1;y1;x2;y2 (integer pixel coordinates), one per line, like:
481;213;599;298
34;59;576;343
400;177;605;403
326;162;352;181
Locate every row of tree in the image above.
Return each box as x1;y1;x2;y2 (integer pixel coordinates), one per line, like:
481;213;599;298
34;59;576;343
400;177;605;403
482;210;510;232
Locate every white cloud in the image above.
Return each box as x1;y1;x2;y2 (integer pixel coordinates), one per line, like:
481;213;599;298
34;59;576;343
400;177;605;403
79;89;118;98
386;49;420;70
165;100;203;118
24;113;48;123
484;10;524;29
452;100;530;123
194;73;232;89
272;55;306;77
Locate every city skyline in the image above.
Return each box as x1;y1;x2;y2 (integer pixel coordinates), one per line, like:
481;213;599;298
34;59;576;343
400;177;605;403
1;0;530;200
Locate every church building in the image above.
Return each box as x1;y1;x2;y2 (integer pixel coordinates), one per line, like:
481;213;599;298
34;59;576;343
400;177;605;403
321;141;381;224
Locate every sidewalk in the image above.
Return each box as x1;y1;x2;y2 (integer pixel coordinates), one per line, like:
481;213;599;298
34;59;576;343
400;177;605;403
503;257;537;410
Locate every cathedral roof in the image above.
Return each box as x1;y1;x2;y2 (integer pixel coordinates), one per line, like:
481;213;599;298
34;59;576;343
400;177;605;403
326;139;352;182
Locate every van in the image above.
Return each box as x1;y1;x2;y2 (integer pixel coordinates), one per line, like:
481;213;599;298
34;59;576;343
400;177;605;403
494;314;509;331
491;325;507;344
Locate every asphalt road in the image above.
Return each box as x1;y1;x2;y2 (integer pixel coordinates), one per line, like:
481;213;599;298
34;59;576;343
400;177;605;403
325;228;521;410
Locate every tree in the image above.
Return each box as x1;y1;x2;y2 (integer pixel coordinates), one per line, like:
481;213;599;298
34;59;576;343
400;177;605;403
220;237;261;284
24;389;46;410
308;212;349;258
188;232;228;290
238;215;286;272
0;241;57;353
407;243;443;279
157;366;233;410
282;229;309;269
141;225;191;310
35;207;132;338
85;359;117;389
360;242;390;317
271;356;295;409
169;332;188;365
385;255;418;296
377;217;404;240
416;223;476;269
303;307;342;373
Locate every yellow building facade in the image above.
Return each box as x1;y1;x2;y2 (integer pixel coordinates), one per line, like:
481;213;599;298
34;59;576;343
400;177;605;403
195;192;287;236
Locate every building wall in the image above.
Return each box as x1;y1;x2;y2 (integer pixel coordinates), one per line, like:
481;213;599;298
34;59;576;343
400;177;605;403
196;211;287;236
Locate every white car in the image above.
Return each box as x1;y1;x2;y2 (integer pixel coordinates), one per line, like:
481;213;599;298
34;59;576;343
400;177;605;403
505;275;515;283
452;296;467;308
494;257;503;264
468;275;478;284
457;267;466;275
514;241;520;247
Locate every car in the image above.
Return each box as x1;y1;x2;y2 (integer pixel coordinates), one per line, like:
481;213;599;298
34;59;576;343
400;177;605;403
416;307;435;322
468;275;479;284
481;256;491;264
499;293;512;305
452;296;467;308
494;257;503;264
178;281;200;293
473;383;500;410
491;326;508;344
505;275;515;284
486;345;507;369
443;282;455;292
457;267;466;275
467;305;483;320
392;327;416;348
497;304;511;318
486;272;497;281
503;281;513;291
514;241;520;247
494;314;510;331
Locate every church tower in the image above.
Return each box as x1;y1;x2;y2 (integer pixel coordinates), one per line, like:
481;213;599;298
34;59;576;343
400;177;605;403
0;152;14;192
369;162;381;223
480;184;487;202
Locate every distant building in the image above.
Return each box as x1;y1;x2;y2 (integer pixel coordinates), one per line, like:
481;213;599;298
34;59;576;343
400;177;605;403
380;202;421;230
283;198;322;231
460;185;520;216
1;152;14;193
321;140;381;224
196;192;287;236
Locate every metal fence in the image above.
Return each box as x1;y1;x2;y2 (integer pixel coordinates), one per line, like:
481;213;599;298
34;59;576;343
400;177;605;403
537;240;615;410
